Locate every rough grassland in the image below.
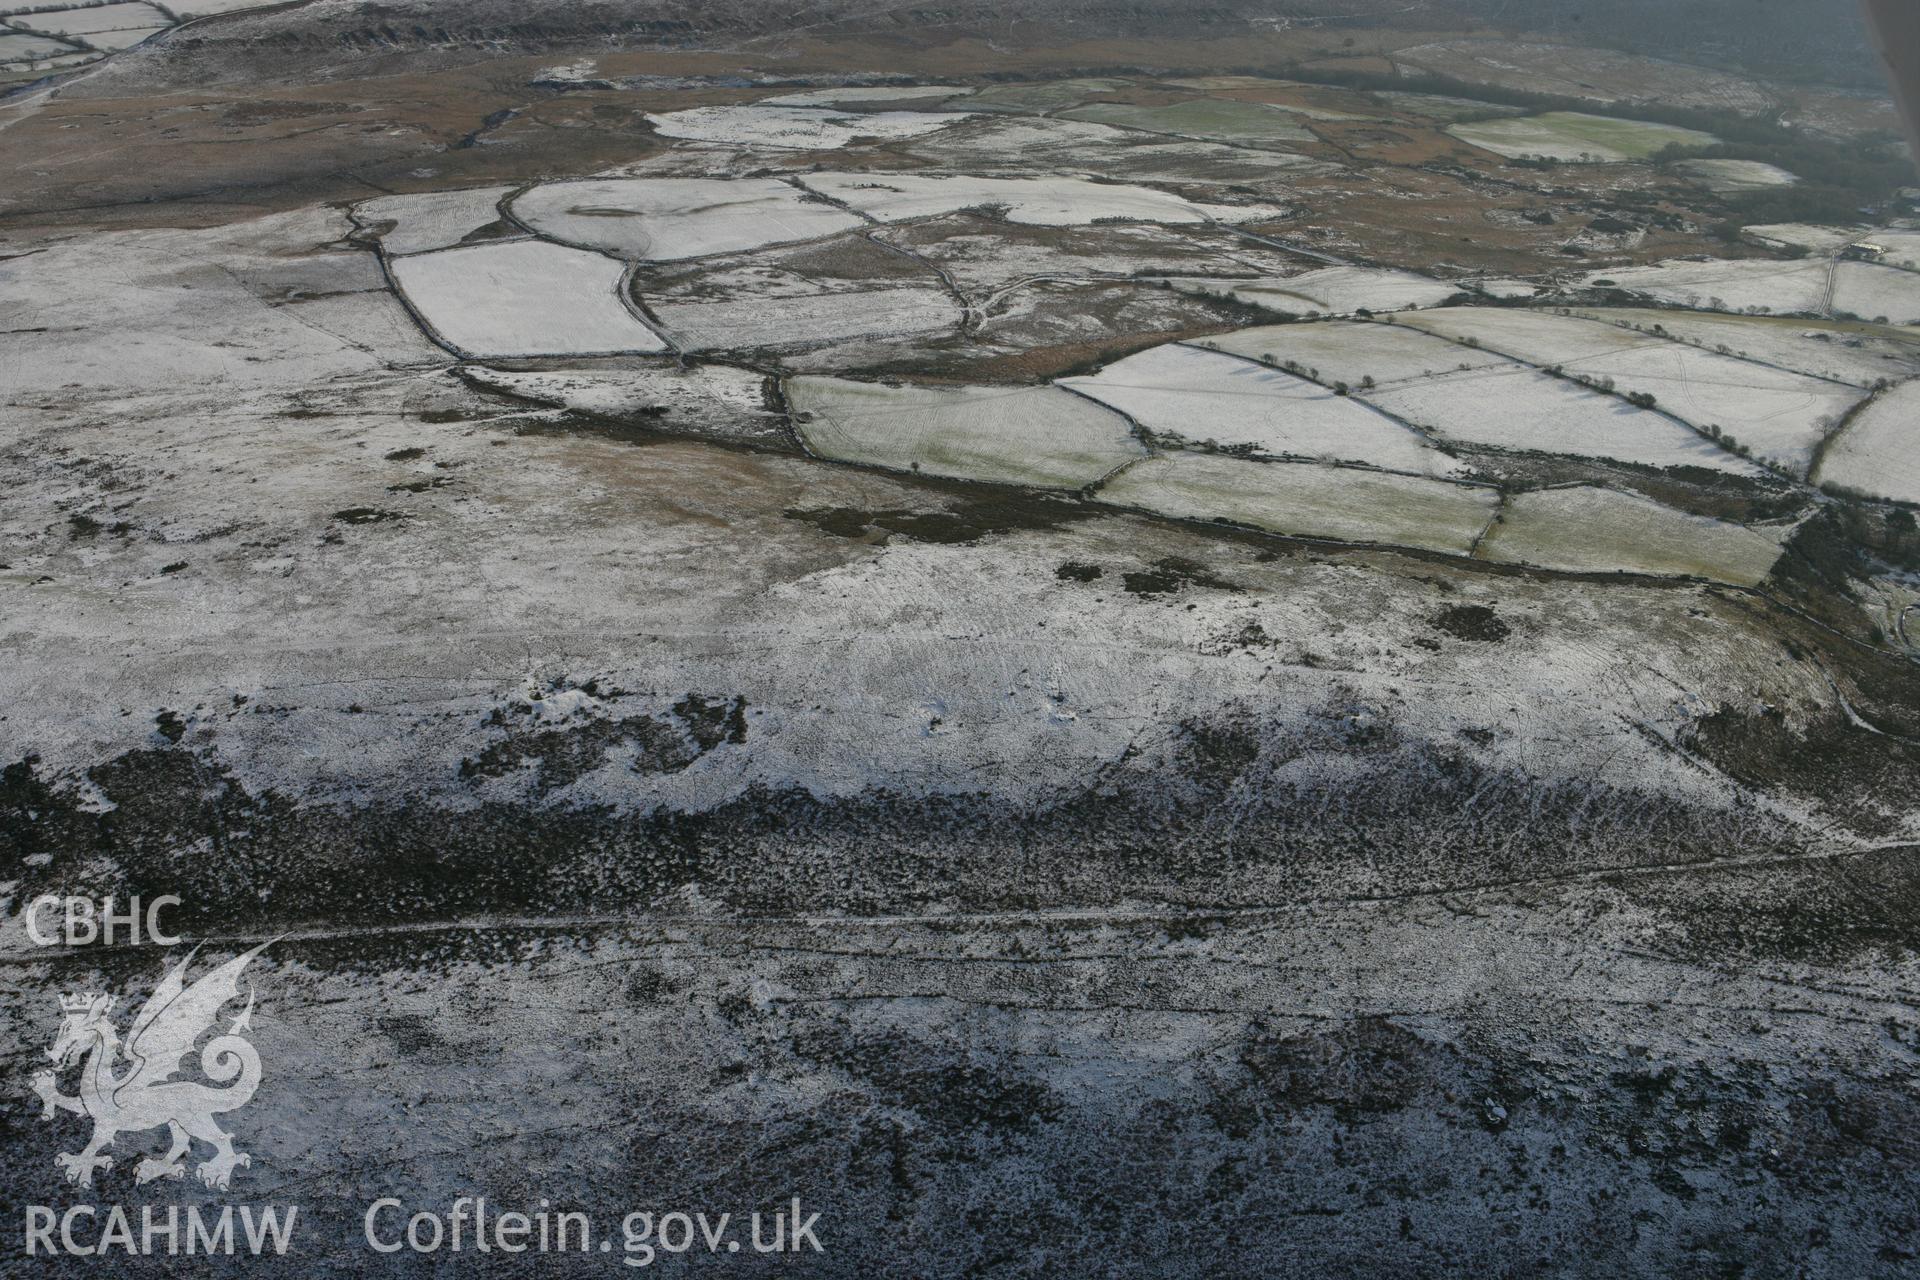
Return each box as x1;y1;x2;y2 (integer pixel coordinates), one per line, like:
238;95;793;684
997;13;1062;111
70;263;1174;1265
1095;452;1498;554
1479;486;1790;586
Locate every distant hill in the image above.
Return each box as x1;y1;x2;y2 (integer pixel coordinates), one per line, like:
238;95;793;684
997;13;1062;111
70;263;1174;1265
1435;0;1880;88
66;0;1887;99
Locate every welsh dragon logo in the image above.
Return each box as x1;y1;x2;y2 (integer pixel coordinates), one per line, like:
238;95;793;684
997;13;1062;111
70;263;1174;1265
32;943;270;1191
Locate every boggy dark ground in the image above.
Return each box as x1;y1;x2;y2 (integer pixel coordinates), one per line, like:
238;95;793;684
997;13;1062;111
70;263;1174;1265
4;684;1920;1277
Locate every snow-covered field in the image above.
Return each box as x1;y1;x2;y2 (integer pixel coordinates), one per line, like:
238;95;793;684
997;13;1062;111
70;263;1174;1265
388;240;668;358
760;85;972;108
165;0;286;10
1741;223;1864;254
1585;258;1832;314
1062;344;1470;478
794;172;1279;227
510;178;866;261
902;115;1336;184
1361;366;1760;475
0;209;412;395
645;104;970;149
352;186;518;256
1830;261;1920;324
9;1;163;34
1095;453;1498;554
1812;381;1920;505
1566;345;1856;474
1398;308;1862;474
67;23;164;48
873;219;1295;293
1566;308;1920;388
788;378;1145;487
1672;159;1797;193
1448;111;1715;162
1202;318;1510;387
1866;231;1920;272
649;286;958;351
958;78;1134;114
0;30;72;57
1166;268;1460;317
1480;486;1790;586
1397;307;1651;364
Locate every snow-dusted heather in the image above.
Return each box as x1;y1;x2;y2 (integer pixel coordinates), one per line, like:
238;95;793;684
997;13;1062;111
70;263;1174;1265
1566;308;1920;388
650;287;958;351
1060;99;1317;147
388;241;667;358
645;105;970;149
1584;258;1831;314
457;364;779;443
1205;317;1510;388
795;172;1280;227
510;177;866;261
1398;307;1862;473
1447;111;1715;162
1062;344;1469;478
760;85;971;108
352;186;516;256
1672;159;1797;193
1361;366;1761;475
1167;268;1460;317
11;1;163;33
1095;454;1497;555
788;377;1144;487
1830;261;1920;324
1480;486;1790;586
1813;381;1920;505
